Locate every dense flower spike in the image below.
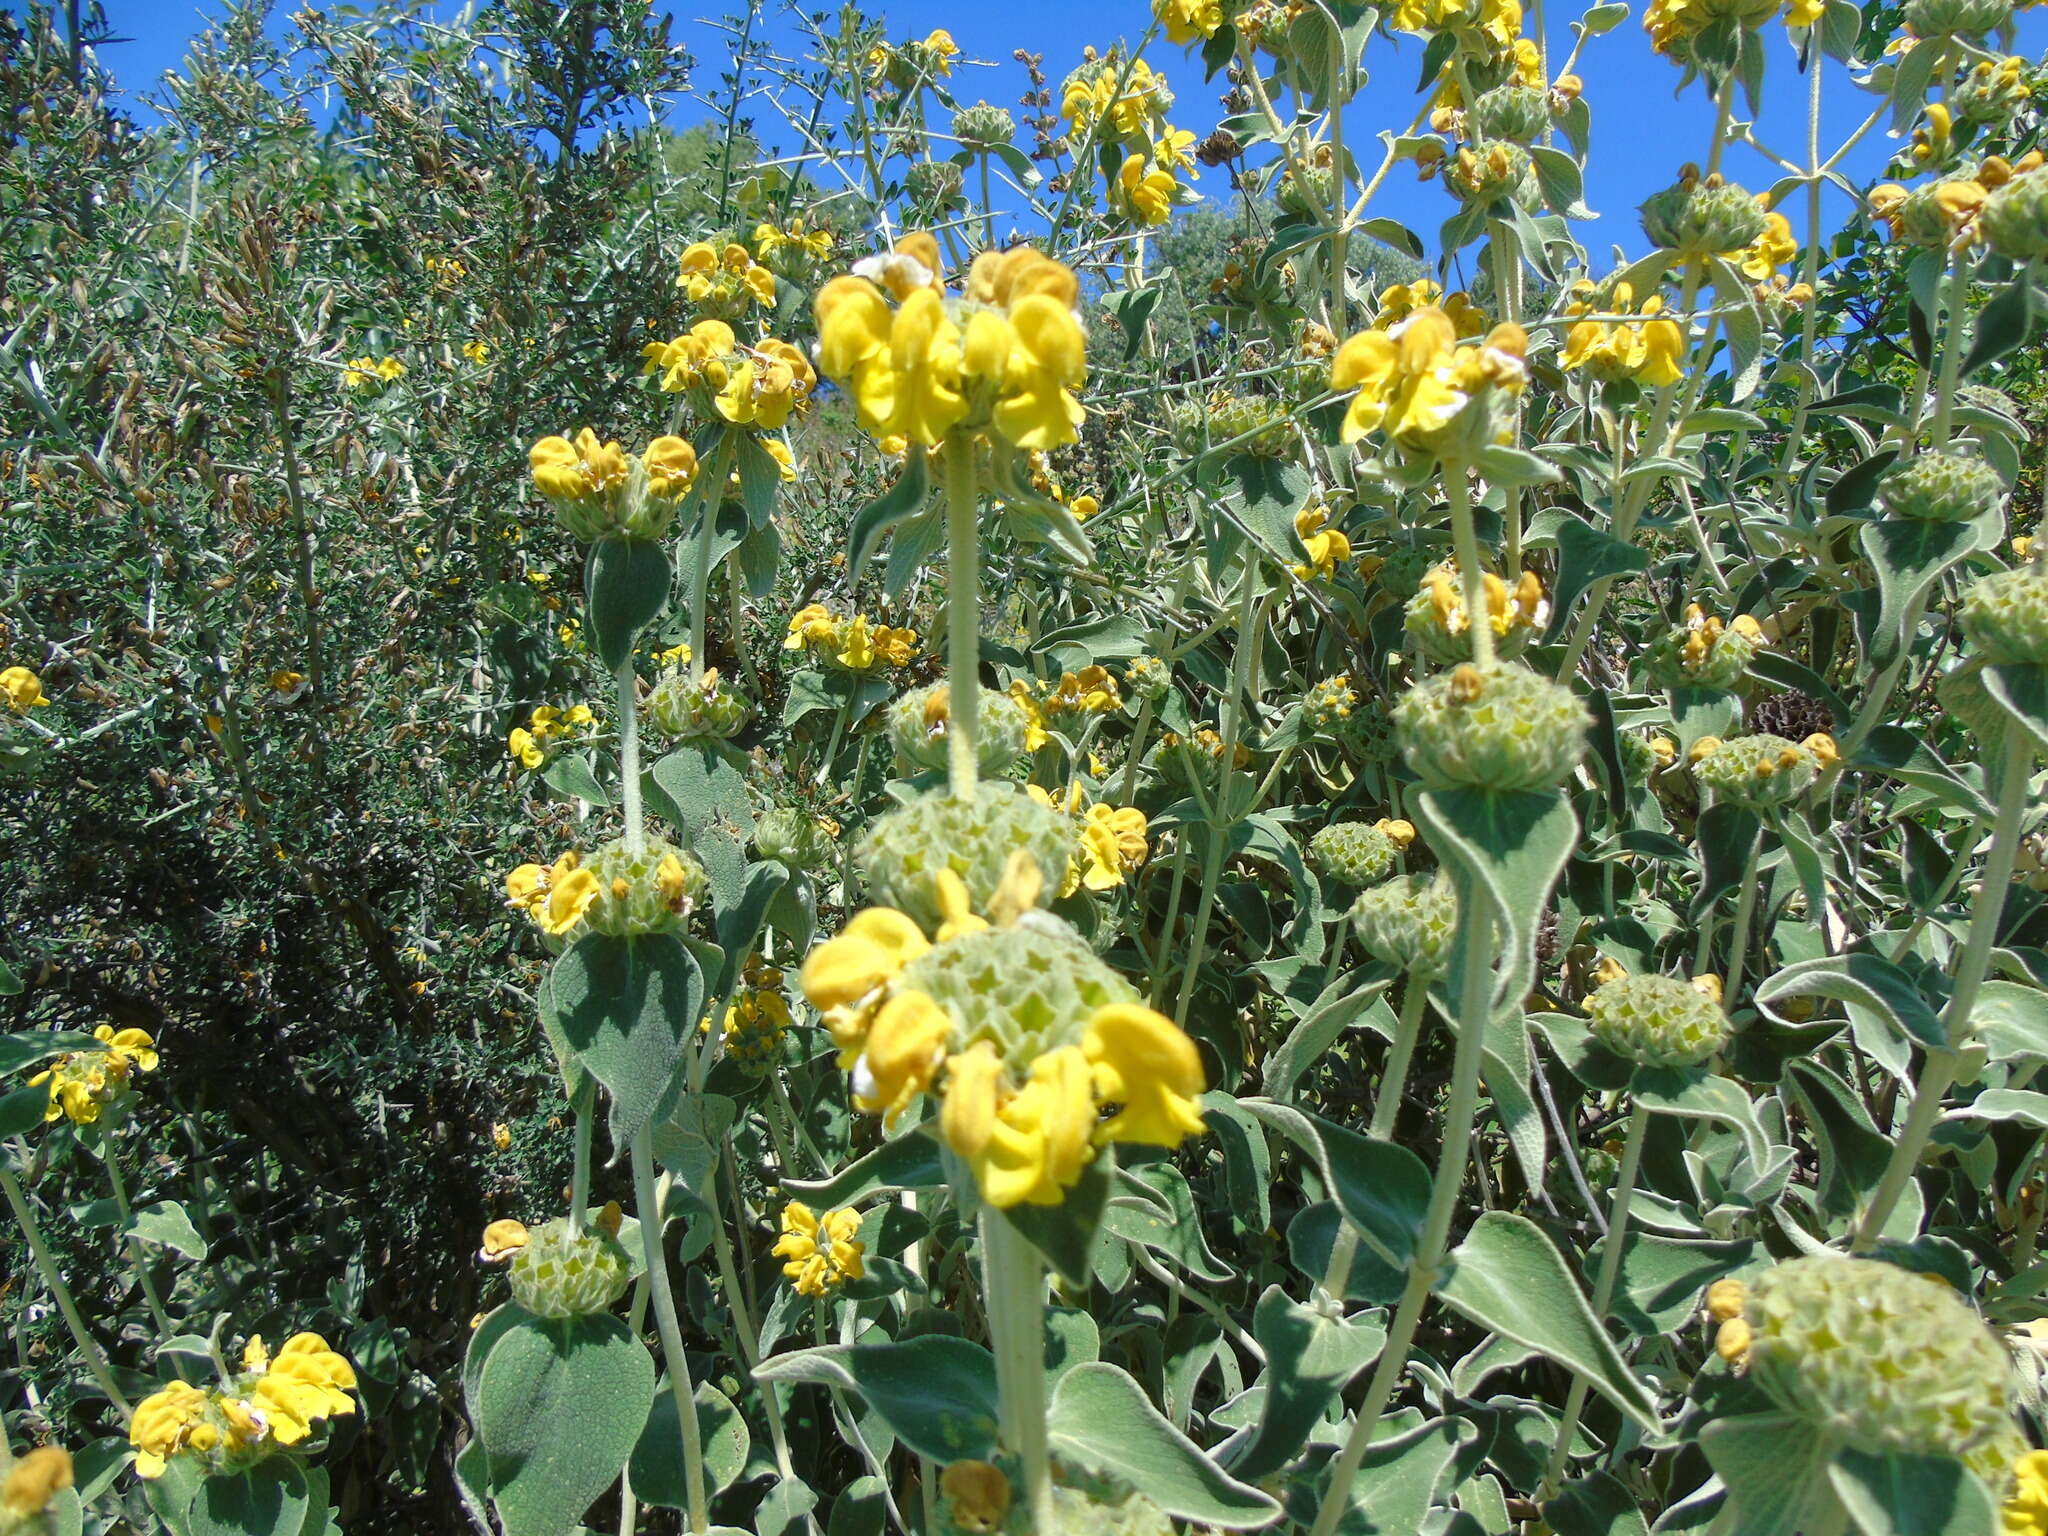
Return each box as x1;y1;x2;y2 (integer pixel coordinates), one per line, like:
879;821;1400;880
130;1334;356;1478
1691;732;1831;809
801;829;1204;1208
774;1202;866;1295
813;235;1088;450
1393;661;1591;793
1560;281;1685;386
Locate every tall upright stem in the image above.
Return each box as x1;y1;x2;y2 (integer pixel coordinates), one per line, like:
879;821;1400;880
1444;461;1493;669
980;1210;1053;1534
631;1133;709;1534
617;658;645;859
1722;832;1766;1008
942;434;981;800
1855;728;2031;1250
1541;1101;1649;1496
0;1159;130;1414
567;1094;594;1239
1928;249;1971;449
1322;979;1431;1300
689;433;740;689
1306;901;1494;1536
103;1145;173;1336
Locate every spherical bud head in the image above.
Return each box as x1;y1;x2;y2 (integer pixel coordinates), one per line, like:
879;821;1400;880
646;671;751;740
1644;619;1759;691
1393;661;1591;794
756;807;836;873
1888;182;1972;249
1378;545;1439;596
906;159;966;208
1124;654;1171;704
1641;178;1768;256
1448;142;1540;210
1206;394;1294;457
1350;872;1458;977
904;914;1140;1073
580;835;707;936
508;1216;632;1319
1692;733;1819;810
1585;972;1730;1067
857;783;1074;935
1742;1255;2017;1465
1878;448;2006;526
1902;0;2011;36
1983;169;2048;263
1039;1482;1176;1536
1306;675;1361;736
1472;84;1550;144
1278;162;1337;219
888;684;1031;776
1310;822;1400;888
954;101;1018;152
1961;564;2048;666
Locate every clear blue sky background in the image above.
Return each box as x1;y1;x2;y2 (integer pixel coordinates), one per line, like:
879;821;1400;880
95;1;2048;266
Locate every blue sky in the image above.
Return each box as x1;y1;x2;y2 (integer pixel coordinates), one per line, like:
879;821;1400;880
95;1;2048;264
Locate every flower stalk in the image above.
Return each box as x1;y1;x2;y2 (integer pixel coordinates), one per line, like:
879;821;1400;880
980;1208;1054;1535
943;432;982;799
630;1131;710;1534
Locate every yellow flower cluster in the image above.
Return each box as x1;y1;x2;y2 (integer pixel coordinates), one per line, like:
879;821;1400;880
641;320;816;430
1417;562;1549;646
1060;52;1174;147
28;1025;158;1126
1374;280;1487;337
1154;0;1225;43
1041;666;1122;716
505;852;599;938
1561;282;1686;387
1292;506;1354;580
1870;151;2044;247
708;956;794;1072
814;234;1087;451
2007;1450;2048;1536
1644;0;1822;55
1331;306;1530;450
425;254;466;285
507;703;595;772
341;356;405;391
1;1446;72;1522
529;430;698;512
753;217;835;264
130;1334;357;1479
1116;129;1199;226
1028;783;1149;895
868;29;960;86
1;665;48;712
799;860;1205;1207
675;240;776;315
784;605;919;672
773;1201;866;1296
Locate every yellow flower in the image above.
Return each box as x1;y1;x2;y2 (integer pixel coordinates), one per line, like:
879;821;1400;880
1292;505;1353;580
1008;679;1051;750
1117;153;1179;225
1738;211;1799;281
713;339;817;429
1156;0;1225;43
799;907;932;1061
505;852;600;938
507;727;545;770
479;1218;531;1262
242;1333;357;1446
1043;666;1121;715
1560;282;1686;387
944;1041;1099;1207
1331;309;1529;450
462;339;490;364
129;1381;213;1478
491;1122;512;1151
29;1026;159;1125
774;1202;867;1296
855;991;953;1123
1;1445;73;1517
2;665;49;711
529;429;630;504
2004;1449;2048;1536
1070;493;1099;520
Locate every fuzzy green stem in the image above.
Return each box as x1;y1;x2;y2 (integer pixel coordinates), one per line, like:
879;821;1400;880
103;1144;173;1337
631;1132;709;1534
1119;690;1158;807
1928;247;1972;449
980;1210;1053;1534
568;1094;594;1239
1321;979;1431;1300
1444;460;1493;669
1855;728;2030;1250
617;658;645;859
943;433;981;799
1722;830;1766;1008
1306;902;1495;1536
0;1158;130;1413
1541;1101;1649;1497
690;433;741;689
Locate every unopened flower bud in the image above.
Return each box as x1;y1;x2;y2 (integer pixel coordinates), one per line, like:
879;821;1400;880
1310;821;1401;888
1585;971;1730;1067
1878;448;2007;524
1392;660;1590;794
1961;563;2048;666
507;1215;633;1319
1350;873;1458;977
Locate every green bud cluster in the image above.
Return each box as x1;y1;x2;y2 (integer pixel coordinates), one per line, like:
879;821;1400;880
1309;822;1400;888
1901;0;2011;36
1960;563;2048;666
1984;168;2048;263
1305;676;1360;734
1741;1256;2018;1471
1392;661;1590;794
857;783;1073;935
905;159;966;208
1448;142;1540;211
1350;873;1457;978
887;683;1031;776
1640;177;1768;256
755;807;838;873
1692;734;1820;810
900;912;1137;1069
953;101;1018;152
1124;655;1171;704
646;670;751;740
509;1217;633;1319
1584;972;1729;1067
1877;449;2005;525
1472;84;1551;143
1642;619;1759;691
580;835;708;936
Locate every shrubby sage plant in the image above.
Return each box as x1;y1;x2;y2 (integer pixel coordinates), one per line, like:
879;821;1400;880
8;0;2048;1533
